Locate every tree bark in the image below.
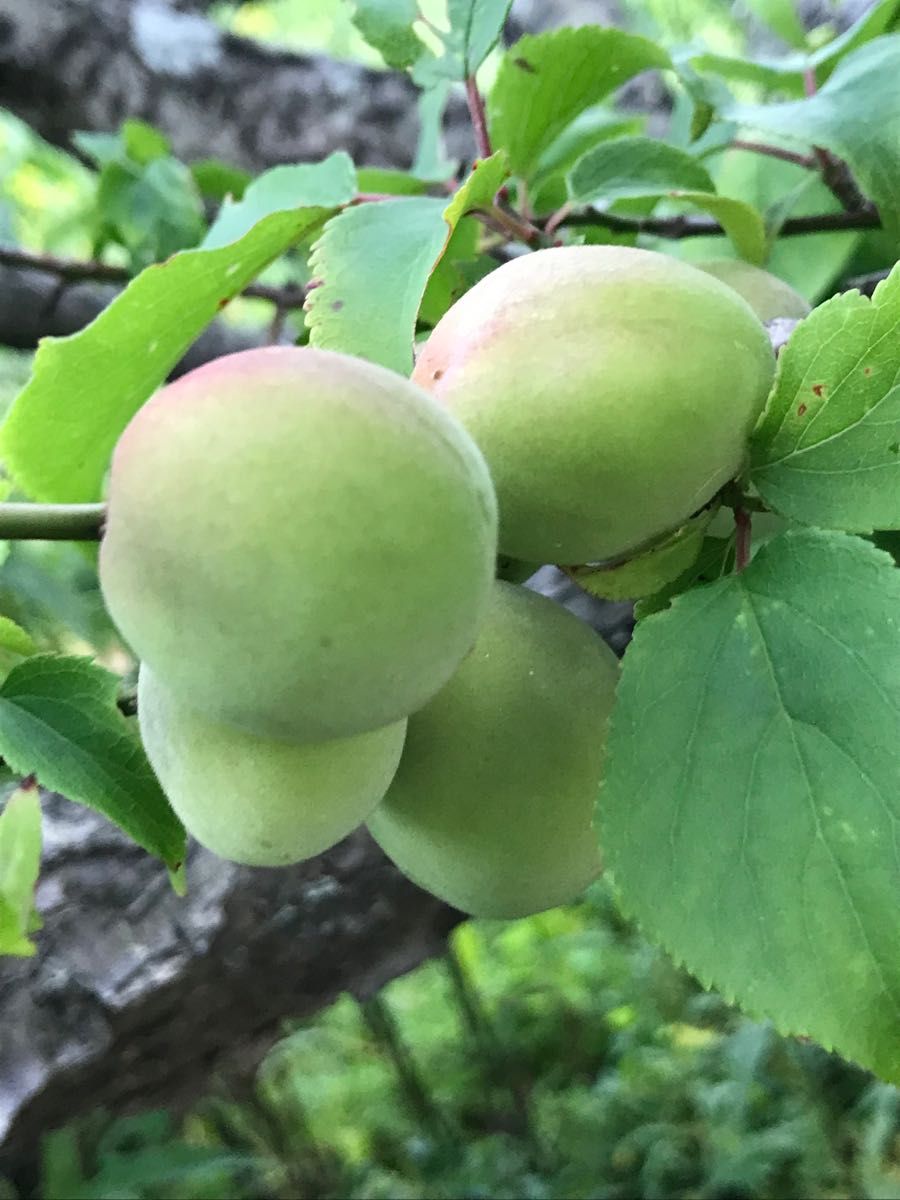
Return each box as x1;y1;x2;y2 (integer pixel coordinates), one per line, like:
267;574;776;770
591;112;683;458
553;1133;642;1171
0;0;434;173
0;263;262;374
0;796;460;1180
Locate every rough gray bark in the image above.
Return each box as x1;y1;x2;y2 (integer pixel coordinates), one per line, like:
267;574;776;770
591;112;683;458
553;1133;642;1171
0;0;436;172
0;796;460;1177
0;263;262;374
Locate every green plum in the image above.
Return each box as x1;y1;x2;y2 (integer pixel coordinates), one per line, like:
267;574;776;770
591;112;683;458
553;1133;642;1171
413;245;775;565
696;258;811;321
138;665;407;866
101;346;498;742
367;581;619;919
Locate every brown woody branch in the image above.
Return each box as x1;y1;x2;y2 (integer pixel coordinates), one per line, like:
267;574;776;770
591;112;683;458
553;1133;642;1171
0;246;309;310
556;205;881;239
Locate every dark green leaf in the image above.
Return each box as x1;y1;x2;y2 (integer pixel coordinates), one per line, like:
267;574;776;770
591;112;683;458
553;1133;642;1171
601;528;900;1083
191;159;251;203
569;136;715;202
0;656;185;867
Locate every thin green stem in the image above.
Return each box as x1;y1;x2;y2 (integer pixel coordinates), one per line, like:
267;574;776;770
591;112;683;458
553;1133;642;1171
0;502;106;541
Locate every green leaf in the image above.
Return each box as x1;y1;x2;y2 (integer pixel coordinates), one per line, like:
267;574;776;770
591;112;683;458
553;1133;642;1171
568;136;715;202
121;118;171;166
0;656;185;867
565;511;713;602
657;147;860;303
690;0;900;93
307;154;508;375
419;216;483;326
670;192;768;264
0;615;37;660
634;535;735;620
567;135;766;261
447;0;513;75
356;167;429;195
98;156;206;269
0;782;42;957
443;150;509;225
601;527;900;1083
743;0;807;49
190;158;251;203
203;153;357;249
306;198;448;374
751;265;900;531
488;27;671;178
412;81;458;182
351;0;424;69
0;205;335;503
726;35;900;234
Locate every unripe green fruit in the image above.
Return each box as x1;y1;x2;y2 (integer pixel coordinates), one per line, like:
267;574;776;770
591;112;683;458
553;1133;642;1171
696;258;811;322
367;581;618;919
138;666;407;866
101;347;498;742
413;245;775;565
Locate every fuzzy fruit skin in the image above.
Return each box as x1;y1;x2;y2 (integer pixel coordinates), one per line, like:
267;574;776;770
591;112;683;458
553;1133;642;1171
138;665;407;866
696;258;811;322
413;245;775;565
367;581;618;919
101;347;498;742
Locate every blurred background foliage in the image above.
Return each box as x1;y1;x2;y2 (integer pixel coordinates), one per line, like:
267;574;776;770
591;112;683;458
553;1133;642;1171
25;884;900;1199
2;1;899;1196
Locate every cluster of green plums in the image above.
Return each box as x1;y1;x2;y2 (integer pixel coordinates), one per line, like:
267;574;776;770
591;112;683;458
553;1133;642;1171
99;244;783;919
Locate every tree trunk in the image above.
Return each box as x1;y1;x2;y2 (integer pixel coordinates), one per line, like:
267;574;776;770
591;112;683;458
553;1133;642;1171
0;796;460;1179
0;0;456;172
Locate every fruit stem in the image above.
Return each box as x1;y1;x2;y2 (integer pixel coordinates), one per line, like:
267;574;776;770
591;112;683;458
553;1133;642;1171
0;502;106;541
734;507;752;572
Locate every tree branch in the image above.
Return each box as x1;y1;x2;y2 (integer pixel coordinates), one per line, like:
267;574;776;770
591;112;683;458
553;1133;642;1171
0;246;309;310
556;205;881;239
730;140;815;169
0;261;263;369
465;76;493;161
843;268;890;297
0;503;106;541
